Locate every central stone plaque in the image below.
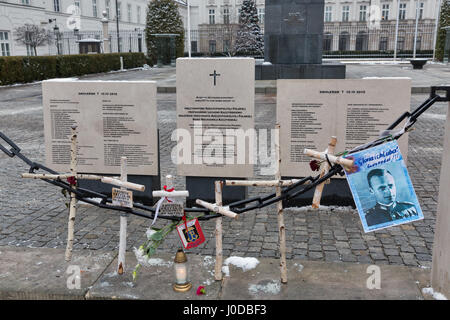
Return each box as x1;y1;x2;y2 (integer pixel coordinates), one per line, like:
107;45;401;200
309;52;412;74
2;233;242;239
176;58;255;177
176;58;255;206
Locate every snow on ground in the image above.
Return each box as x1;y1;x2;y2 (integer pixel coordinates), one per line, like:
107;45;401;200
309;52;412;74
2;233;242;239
294;263;304;272
224;256;260;272
422;287;448;300
248;280;281;295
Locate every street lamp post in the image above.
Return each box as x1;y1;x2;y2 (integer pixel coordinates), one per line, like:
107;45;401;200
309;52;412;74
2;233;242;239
413;0;420;59
115;0;120;52
53;24;60;55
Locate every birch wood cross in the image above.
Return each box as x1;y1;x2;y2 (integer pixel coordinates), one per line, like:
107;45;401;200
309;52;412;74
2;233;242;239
21;126;145;262
224;124;296;284
152;175;189;222
312;136;337;209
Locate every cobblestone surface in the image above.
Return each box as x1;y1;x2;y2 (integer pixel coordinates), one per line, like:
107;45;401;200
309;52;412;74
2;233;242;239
0;68;448;269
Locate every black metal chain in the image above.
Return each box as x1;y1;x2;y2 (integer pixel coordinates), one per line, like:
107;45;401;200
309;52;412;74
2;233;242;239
1;86;449;222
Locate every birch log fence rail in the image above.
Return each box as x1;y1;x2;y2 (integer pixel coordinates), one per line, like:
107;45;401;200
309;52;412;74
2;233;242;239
0;86;449;223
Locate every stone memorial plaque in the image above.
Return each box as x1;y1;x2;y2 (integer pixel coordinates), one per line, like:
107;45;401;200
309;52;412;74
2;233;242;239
42;80;158;176
277;78;411;177
176;58;255;177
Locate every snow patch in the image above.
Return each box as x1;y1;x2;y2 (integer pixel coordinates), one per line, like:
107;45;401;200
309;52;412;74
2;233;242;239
222;266;230;277
224;256;260;272
249;280;281;295
203;256;215;267
99;281;112;287
422;287;448;300
203;279;213;286
294;263;304;272
147;258;173;268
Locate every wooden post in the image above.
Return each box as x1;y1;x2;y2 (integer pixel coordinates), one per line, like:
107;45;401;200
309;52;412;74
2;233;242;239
312;136;337;208
431;101;450;297
275;124;287;283
117;156;127;275
214;181;223;281
65;125;78;261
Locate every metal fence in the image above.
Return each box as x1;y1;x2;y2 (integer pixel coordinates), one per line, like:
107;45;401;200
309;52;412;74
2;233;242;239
322;22;436;58
46;23;437;59
184;23;436;59
47;30;147;56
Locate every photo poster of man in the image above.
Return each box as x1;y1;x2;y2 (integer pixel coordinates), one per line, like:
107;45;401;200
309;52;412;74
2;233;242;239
344;140;424;233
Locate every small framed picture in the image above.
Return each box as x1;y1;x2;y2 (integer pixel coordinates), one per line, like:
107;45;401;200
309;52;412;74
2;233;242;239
344;140;423;232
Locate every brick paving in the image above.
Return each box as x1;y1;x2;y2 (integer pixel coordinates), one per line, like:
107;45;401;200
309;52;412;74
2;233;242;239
0;68;448;269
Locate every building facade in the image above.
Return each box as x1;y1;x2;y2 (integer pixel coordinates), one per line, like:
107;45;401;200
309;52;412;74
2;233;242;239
0;0;442;56
322;0;439;53
0;0;149;56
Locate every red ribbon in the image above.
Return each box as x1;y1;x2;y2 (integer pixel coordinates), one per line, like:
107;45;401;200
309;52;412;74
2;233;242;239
182;211;188;231
163;185;174;203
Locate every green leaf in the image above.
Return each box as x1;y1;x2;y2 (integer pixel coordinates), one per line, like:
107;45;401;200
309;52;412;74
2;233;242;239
150;231;163;241
147;246;156;257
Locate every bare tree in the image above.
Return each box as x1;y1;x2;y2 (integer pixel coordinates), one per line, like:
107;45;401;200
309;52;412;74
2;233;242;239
14;24;52;56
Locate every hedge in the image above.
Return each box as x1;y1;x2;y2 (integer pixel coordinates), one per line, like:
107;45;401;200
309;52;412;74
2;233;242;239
0;52;147;86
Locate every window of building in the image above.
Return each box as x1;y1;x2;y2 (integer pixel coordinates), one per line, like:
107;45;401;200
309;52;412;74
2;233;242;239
359;5;367;22
209;40;216;53
54;0;60;12
127;4;132;22
191;41;197;53
92;0;98;17
223;8;230;24
0;31;11;56
323;33;333;51
342;6;350;22
21;0;31;5
339;31;350;50
209;9;215;24
355;31;368;51
74;0;81;13
379;36;388;50
419;2;424;20
105;0;110;19
258;8;264;24
415;36;422;50
223;39;230;52
325;6;332;22
118;2;122;20
381;4;389;20
399;3;406;20
397;36;405;51
137;6;141;24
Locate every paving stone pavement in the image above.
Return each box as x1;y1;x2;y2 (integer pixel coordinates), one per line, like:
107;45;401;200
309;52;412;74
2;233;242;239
0;69;448;269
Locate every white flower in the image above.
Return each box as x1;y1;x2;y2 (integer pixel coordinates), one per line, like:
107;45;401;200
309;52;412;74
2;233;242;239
133;246;150;267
